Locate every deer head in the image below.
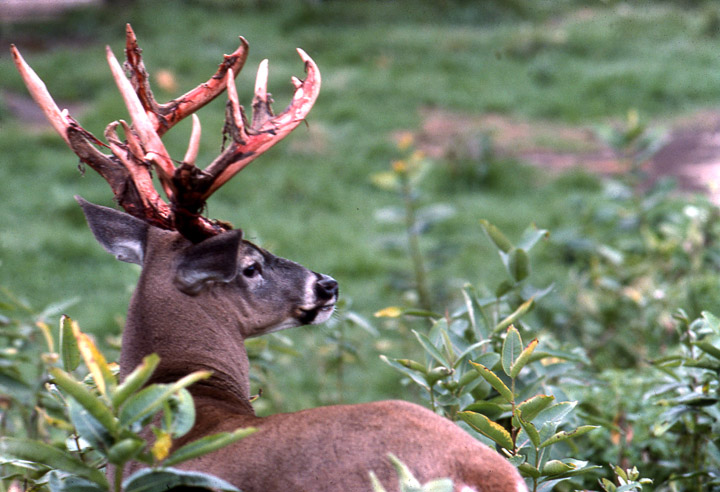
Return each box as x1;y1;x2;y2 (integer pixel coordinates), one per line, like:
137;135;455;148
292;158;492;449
12;25;336;391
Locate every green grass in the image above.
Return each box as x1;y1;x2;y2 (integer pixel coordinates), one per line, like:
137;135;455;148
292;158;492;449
2;0;720;407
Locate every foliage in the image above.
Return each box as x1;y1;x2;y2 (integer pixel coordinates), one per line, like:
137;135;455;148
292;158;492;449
0;306;253;492
547;176;720;368
378;221;602;491
377;207;720;490
599;465;653;492
369;454;453;492
593;109;666;190
371;133;455;311
645;310;720;490
5;2;720;490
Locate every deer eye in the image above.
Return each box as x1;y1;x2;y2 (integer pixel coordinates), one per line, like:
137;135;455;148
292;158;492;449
242;263;261;278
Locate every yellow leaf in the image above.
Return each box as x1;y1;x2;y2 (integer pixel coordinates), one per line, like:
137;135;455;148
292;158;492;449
374;306;403;318
395;131;414;151
72;321;112;397
35;405;73;432
152;429;172;462
370;171;400;191
391;159;408;173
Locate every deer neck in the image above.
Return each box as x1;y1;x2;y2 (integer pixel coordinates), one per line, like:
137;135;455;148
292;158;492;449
120;229;255;415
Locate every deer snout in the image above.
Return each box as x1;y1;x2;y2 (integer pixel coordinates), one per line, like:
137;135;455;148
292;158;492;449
315;274;339;301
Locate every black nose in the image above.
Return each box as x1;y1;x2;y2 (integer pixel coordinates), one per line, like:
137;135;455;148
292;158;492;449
316;275;339;300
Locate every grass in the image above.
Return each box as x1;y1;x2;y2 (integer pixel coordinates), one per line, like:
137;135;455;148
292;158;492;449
2;0;720;408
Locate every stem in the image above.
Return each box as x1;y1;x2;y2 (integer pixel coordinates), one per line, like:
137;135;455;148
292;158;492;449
114;464;124;492
402;175;432;311
429;383;437;413
510;377;518;451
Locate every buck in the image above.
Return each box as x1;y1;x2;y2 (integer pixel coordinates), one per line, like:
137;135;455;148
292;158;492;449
12;26;528;492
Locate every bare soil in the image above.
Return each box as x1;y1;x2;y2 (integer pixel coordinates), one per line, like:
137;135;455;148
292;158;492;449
414;108;720;195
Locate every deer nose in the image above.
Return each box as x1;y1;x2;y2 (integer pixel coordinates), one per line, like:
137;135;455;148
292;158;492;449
315;275;339;301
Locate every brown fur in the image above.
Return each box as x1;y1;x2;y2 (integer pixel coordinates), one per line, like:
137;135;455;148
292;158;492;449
112;226;526;492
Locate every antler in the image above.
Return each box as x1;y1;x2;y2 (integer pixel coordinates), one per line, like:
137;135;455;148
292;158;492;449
11;24;321;241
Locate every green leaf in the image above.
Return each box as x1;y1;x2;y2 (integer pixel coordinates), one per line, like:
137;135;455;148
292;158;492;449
518;395;555;422
412;330;449;367
47;470;106;492
112;353;160;410
123;468;240;492
396;358;427;374
517;225;549;252
49;368;118;435
119;371;211;428
518;416;541;448
458;412;513;450
694;341;720;361
59;315;80;372
454;340;490;367
540;425;599;448
469;361;513;403
542;459;576;476
480;219;513;253
510;338;538;379
518;462;541;479
67;399;114;453
380;355;430;391
533;401;577;427
167;388;196;437
386;453;421;490
0;437;109;488
508;248;530;282
701;311;720;335
455;368;480;389
164;428;256;467
462;401;508;419
425;366;453;386
107;438;144;465
494;298;534;334
119;384;171;428
502;326;523;377
461;286;477;335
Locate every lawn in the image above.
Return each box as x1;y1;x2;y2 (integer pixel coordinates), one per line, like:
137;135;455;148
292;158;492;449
2;1;718;330
2;1;720;488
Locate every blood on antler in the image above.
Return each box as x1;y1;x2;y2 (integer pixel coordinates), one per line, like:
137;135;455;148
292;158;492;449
11;24;321;242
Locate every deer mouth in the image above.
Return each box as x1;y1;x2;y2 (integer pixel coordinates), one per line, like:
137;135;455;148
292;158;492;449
299;302;335;325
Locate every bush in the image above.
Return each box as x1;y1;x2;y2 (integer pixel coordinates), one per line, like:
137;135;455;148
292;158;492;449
0;304;252;492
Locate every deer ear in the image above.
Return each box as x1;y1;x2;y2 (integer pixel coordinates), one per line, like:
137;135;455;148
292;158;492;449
174;229;244;295
76;196;148;265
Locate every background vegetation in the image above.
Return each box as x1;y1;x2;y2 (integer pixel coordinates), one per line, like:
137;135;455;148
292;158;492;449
2;0;720;490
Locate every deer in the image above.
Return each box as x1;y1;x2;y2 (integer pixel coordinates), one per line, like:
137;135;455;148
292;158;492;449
11;25;528;492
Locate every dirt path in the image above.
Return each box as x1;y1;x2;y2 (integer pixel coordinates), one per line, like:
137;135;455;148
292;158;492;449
415;108;720;196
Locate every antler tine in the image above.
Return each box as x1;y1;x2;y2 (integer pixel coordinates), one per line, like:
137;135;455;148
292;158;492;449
183;114;202;166
106;45;177;200
200;48;322;198
11;43;173;228
124;23;250;136
14;28;321;243
11;45;72;146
